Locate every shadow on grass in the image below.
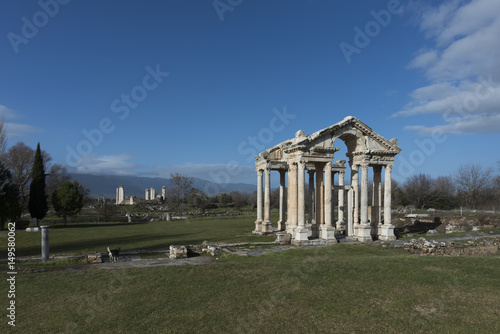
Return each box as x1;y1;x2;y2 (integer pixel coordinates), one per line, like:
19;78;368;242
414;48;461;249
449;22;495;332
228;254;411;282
49;222;148;229
14;233;209;258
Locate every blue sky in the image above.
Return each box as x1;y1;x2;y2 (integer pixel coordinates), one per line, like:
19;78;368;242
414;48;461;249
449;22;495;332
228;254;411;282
1;0;499;187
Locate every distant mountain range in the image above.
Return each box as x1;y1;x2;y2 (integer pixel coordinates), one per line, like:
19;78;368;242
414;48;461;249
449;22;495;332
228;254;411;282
70;173;256;199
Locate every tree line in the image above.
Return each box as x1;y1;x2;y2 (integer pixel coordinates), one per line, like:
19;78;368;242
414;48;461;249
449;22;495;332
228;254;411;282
0;118;89;228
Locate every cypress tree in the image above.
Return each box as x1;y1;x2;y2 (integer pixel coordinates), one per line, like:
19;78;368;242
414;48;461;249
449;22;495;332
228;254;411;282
28;143;48;225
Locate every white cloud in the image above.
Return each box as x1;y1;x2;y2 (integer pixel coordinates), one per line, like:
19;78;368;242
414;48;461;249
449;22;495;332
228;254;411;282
67;154;139;175
0;105;18;119
395;0;500;134
1;105;44;137
4;123;44;137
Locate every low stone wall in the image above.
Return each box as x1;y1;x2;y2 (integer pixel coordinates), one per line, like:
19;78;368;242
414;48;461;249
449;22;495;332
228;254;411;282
404;237;499;256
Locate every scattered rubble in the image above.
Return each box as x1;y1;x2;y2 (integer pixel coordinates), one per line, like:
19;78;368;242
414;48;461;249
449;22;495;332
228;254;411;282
403;237;499;256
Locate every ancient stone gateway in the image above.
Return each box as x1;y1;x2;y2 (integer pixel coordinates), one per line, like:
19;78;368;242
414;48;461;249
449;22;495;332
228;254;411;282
253;116;401;243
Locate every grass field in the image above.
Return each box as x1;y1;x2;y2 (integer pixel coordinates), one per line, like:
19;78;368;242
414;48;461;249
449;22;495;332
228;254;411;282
2;213;500;333
1;214;275;259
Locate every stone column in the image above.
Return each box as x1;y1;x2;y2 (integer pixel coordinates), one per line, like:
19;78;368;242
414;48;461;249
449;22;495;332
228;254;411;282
288;163;298;228
372;165;382;236
351;165;359;226
308;170;315;224
295;162;308;241
358;164;372;242
116;188;119;205
254;169;263;233
262;168;272;233
321;163;336;241
315;166;324;225
41;225;49;262
347;187;354;236
277;170;286;231
324;163;332;226
380;164;396;241
336;170;345;230
162;186;167;201
145;189;150;201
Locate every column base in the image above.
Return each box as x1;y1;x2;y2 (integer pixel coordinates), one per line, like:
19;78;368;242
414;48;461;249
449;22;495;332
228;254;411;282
253;220;263;234
378;224;396;241
320;225;337;242
356;224;373;242
294;227;309;241
262;220;273;233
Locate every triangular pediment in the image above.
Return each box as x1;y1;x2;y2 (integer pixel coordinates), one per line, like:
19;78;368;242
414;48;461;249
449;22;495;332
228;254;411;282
257;116;401;164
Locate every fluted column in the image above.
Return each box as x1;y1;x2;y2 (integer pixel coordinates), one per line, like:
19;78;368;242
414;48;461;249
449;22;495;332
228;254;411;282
308;170;315;224
321;163;336;241
315;166;324;225
295;161;309;241
277;170;286;231
384;164;392;226
254;169;263;233
358;164;372;242
360;164;369;225
324;163;332;227
262;167;272;233
336;170;345;230
351;165;359;226
288;163;298;227
297;162;306;226
372;165;382;226
380;164;396;241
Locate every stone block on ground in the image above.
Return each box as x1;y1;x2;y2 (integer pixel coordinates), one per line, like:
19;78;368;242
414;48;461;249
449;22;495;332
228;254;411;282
169;245;188;259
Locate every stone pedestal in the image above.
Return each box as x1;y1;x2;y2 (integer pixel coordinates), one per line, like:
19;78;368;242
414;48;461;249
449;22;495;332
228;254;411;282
357;224;372;242
262;220;273;234
295;227;309;241
378;224;396;241
320;225;337;242
253;220;262;234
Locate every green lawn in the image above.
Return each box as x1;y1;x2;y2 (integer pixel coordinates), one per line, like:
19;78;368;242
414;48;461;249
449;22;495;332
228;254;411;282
1;214;275;259
2;214;500;333
7;245;500;333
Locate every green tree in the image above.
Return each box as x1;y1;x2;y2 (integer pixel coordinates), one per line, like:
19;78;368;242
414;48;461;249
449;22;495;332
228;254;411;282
188;188;209;210
0;161;20;230
28;143;48;225
217;192;233;208
98;198;117;222
52;180;84;226
0;116;6;156
168;173;194;213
